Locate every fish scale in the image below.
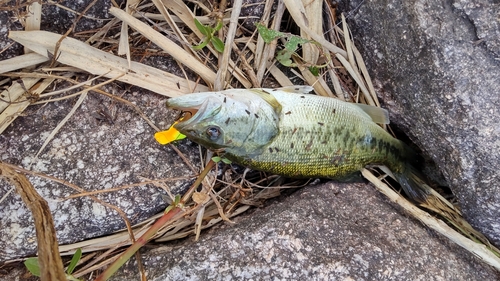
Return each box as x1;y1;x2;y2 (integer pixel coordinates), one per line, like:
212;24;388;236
229;90;409;178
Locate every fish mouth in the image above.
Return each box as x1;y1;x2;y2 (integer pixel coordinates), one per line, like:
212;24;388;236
166;96;221;133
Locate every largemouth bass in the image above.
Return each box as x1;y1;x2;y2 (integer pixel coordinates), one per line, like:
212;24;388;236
166;86;426;202
162;86;495;248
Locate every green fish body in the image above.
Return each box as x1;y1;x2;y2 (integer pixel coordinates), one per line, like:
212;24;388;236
226;89;411;179
166;87;488;243
167;86;424;201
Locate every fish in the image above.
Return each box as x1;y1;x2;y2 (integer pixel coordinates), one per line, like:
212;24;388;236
165;86;432;202
164;85;493;247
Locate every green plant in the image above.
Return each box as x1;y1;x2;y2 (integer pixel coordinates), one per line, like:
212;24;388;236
25;248;83;280
256;23;328;76
212;156;232;164
193;18;225;53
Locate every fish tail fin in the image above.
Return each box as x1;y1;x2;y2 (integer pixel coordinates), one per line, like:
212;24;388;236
394;164;433;204
394;164;494;247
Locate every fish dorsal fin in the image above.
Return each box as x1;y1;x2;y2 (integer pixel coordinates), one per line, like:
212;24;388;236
249;88;283;114
352;103;390;124
275;85;314;94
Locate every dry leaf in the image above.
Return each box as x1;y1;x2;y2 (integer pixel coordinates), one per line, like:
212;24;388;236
8;30;207;97
192;192;209;204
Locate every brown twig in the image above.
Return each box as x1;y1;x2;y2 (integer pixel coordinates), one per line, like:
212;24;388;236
0;162;66;281
62;176;196;200
95;159;217;280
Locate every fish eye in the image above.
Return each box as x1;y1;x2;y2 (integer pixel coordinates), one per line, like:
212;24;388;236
206;126;221;140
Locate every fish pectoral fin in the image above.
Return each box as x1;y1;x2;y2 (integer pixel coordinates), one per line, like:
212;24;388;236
352;103;390;124
249;88;283;114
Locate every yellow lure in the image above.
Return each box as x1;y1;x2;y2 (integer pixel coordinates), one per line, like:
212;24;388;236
154;120;186;145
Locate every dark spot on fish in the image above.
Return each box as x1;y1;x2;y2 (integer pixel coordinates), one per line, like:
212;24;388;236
295;87;300;91
254;113;259;118
332;108;336;114
305;140;313;151
356;137;364;146
343;131;351;144
292;128;298;135
389;145;399;156
272;89;278;91
223;97;227;103
225;117;231;125
334;127;342;135
285;111;292;115
330;155;344;165
245;109;250;115
274;147;280;152
378;141;384;152
318;122;324;126
269;147;273;153
290;143;294;149
300;96;305;98
370;137;378;149
176;82;180;89
321;140;328;144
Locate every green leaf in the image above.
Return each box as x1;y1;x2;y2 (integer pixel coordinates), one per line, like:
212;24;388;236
66;274;83;281
309;66;320;76
164;195;180;213
214;20;224;32
211;36;225;53
67;248;82;275
284;35;310;53
192;38;210;50
164;205;174;213
24;257;41;277
274;35;310;67
194;18;210;36
276;49;295;67
174;194;181;205
212;156;231;164
256;23;284;43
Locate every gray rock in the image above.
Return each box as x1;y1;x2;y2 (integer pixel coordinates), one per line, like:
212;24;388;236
0;91;199;261
239;0;266;32
40;0;112;34
0;2;200;261
453;0;500;57
0;7;22;59
110;182;499;280
0;1;113;61
345;0;500;246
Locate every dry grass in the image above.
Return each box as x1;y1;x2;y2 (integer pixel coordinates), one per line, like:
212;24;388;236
0;0;499;279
